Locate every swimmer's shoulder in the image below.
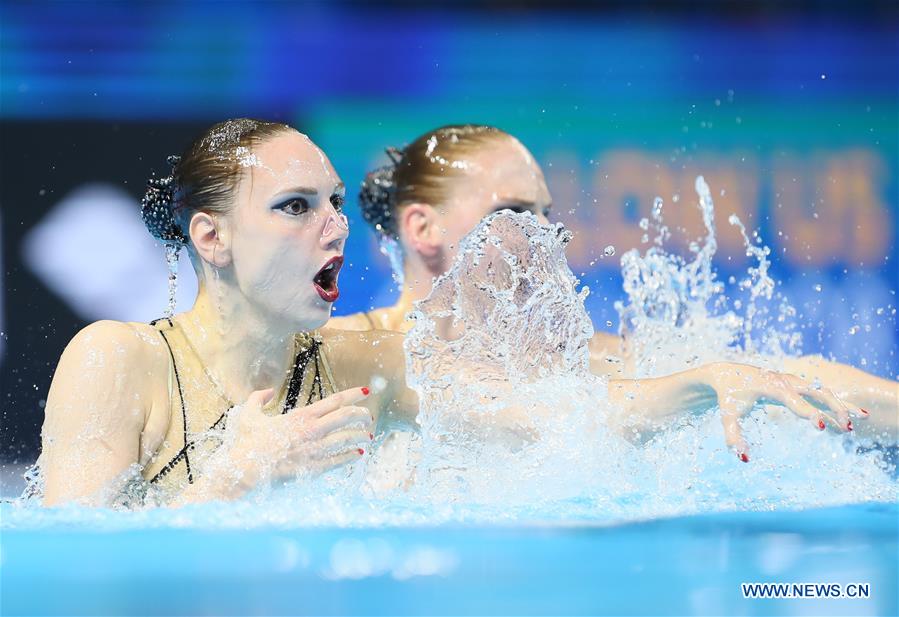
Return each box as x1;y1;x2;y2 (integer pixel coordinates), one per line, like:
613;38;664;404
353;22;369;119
317;326;402;360
317;326;405;385
53;320;172;405
589;330;622;357
327;312;378;331
316;326;415;424
46;320;171;437
64;319;169;369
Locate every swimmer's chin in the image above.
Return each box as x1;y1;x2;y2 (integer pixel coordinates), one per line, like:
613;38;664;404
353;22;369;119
286;296;333;331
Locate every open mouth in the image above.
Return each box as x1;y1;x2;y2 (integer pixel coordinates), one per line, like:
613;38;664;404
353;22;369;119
313;255;343;303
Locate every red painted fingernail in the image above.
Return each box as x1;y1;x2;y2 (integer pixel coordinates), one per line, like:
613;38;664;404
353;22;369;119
738;452;749;463
860;408;869;416
818;419;826;431
357;448;365;455
846;420;853;432
361;387;370;396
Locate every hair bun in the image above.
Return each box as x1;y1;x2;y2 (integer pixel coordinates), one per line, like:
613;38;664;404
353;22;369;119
359;164;398;238
141;158;187;244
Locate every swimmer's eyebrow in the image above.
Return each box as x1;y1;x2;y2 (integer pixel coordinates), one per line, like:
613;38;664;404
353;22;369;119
274;186;318;198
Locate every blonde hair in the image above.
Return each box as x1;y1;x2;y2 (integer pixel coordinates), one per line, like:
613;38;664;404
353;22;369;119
359;124;513;238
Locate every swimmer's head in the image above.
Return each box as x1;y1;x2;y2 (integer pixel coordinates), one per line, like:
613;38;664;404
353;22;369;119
142;118;349;329
359;124;551;278
142;118;296;245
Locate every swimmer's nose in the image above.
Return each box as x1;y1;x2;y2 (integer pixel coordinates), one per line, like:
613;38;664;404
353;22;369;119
321;209;349;248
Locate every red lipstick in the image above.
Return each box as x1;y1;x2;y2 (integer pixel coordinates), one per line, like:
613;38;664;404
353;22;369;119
313;255;343;303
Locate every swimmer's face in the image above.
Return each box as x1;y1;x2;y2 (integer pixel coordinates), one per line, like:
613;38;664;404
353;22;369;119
228;130;348;330
433;138;552;265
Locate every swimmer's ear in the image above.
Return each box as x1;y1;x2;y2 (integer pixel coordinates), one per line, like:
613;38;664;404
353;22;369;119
400;203;441;259
189;211;232;268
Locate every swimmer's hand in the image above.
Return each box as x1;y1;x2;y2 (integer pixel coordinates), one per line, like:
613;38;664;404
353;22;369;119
608;362;860;462
783;355;897;441
174;386;374;504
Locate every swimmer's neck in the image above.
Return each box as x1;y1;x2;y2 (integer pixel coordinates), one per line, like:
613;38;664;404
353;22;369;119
175;286;298;404
375;264;438;332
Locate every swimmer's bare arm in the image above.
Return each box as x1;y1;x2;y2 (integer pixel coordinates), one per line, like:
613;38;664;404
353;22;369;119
320;328;420;429
41;321;154;507
605;362;859;460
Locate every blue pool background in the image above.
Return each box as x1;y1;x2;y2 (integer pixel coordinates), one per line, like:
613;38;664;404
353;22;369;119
2;502;896;615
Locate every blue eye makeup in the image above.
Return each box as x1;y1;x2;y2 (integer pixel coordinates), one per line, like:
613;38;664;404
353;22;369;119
276;197;311;216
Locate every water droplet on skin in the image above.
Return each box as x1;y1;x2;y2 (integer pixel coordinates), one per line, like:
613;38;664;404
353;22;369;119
370;375;388;393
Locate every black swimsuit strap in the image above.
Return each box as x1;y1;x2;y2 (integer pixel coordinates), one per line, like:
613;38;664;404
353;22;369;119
149;318;194;484
285;337;319;410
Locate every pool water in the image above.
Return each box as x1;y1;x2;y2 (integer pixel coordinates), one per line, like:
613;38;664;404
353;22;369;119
1;502;895;616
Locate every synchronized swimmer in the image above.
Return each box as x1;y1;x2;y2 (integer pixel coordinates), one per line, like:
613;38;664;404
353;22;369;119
35;119;891;507
332;124;898;441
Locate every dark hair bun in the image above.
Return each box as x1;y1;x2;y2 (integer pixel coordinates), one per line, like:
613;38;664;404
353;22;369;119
359;164;398;238
140;156;187;244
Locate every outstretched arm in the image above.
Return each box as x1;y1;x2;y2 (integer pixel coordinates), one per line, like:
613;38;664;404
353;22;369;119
320;328;420;429
605;361;858;461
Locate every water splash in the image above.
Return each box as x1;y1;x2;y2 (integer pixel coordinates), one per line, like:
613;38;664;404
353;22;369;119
404;211;609;503
164;243;180;318
378;234;406;287
615;176;799;377
398;194;895;514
